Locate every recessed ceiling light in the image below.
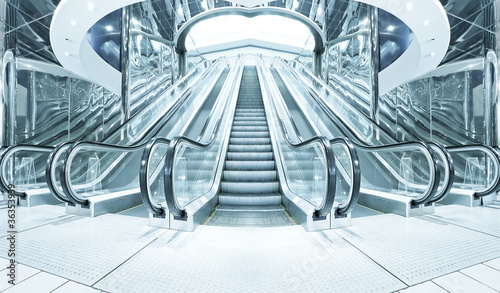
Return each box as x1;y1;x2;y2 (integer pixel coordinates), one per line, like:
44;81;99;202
88;2;94;10
424;20;429;26
430;52;435;56
65;52;70;56
71;20;76;26
406;3;413;10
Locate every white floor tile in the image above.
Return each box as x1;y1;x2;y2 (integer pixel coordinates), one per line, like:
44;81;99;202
52;281;101;293
433;272;498;293
399;281;448;293
0;257;10;268
485;258;500;272
3;272;67;293
461;264;500;290
0;264;40;291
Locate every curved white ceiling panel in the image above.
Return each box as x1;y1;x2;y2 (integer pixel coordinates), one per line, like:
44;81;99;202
50;0;145;95
356;0;450;95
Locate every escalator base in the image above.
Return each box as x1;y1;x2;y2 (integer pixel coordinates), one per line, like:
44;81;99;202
205;208;294;227
6;205;500;291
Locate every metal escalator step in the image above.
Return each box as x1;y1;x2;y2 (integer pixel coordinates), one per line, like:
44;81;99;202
235;109;265;112
227;152;273;161
230;131;269;138
225;161;275;171
232;126;268;132
216;204;283;211
223;170;277;182
221;181;279;193
234;116;266;122
229;138;270;145
233;112;265;117
228;145;271;152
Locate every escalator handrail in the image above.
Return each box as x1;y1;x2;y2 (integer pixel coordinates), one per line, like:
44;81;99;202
292;58;499;201
426;142;455;203
0;144;53;197
149;57;244;218
258;56;360;217
0;58;217;204
447;144;500;197
57;58;227;206
46;142;73;203
280;58;441;206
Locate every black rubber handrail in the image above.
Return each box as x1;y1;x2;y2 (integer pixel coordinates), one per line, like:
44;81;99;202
54;59;225;206
1;59;216;205
259;56;361;218
426;142;455;203
140;119;225;217
46;142;74;203
140;58;243;218
0;144;53;197
280;58;441;206
447;144;500;197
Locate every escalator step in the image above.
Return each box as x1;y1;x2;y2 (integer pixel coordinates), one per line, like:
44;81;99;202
232;126;268;132
223;170;277;182
229;138;270;145
227;152;273;161
225;161;275;171
228;145;272;152
230;131;269;138
221;181;279;193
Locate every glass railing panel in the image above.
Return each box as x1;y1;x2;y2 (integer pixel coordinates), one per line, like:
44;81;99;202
61;59;228;204
105;60;212;146
281;59;438;203
168;58;243;210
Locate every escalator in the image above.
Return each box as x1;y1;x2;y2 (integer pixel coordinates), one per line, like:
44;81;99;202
141;55;359;231
286;59;500;210
269;57;451;217
0;58;219;209
207;66;293;226
44;58;233;216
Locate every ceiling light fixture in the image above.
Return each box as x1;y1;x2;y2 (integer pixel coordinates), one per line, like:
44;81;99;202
424;20;429;26
88;2;94;10
71;20;76;26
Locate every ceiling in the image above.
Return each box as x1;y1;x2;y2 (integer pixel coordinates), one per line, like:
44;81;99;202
4;0;499;68
439;0;497;65
5;0;61;64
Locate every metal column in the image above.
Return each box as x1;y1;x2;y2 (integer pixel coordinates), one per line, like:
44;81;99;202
369;6;380;122
120;6;131;124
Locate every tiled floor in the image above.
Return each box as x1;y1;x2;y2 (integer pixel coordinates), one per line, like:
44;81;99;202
3;204;500;292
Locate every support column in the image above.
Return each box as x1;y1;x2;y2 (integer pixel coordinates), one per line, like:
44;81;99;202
120;6;131;124
178;50;187;78
486;50;498;146
2;50;15;146
369;6;380;122
313;50;322;77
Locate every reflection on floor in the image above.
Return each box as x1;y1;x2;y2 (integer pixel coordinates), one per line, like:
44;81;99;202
2;204;500;292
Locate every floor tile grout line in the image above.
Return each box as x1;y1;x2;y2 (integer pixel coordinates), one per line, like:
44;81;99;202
0;215;79;239
457;270;500;292
90;233;165;288
483;261;500;273
0;270;42;292
429;279;452;292
423;214;500;239
49;280;70;293
332;231;410;288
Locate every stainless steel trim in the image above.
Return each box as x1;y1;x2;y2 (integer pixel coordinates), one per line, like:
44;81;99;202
121;6;131;123
174;7;326;56
369;6;380;122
